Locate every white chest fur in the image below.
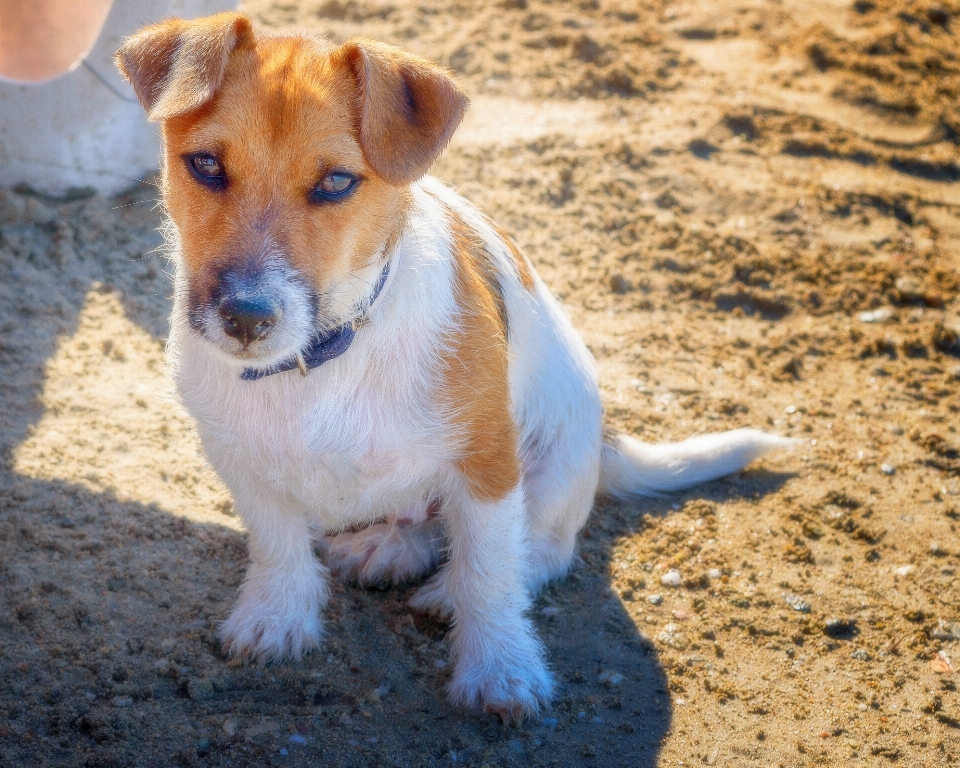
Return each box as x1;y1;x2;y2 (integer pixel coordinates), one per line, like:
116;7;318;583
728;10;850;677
167;186;460;531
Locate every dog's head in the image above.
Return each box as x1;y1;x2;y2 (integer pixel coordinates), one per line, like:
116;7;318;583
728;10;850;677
116;13;467;366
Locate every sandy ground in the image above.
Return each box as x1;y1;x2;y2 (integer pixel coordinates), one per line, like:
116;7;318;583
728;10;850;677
1;1;959;766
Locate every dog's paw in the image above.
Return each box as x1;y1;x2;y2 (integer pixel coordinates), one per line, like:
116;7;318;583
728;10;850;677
320;521;440;587
448;627;555;724
408;571;455;619
219;563;328;662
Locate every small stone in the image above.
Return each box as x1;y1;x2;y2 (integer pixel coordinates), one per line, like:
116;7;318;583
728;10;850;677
433;659;448;670
647;593;663;605
153;659;172;676
656;623;688;650
279;748;289;756
244;721;281;738
222;718;239;736
112;696;133;707
850;649;871;661
859;307;895;324
895;565;914;577
609;273;631;294
370;685;390;702
708;568;722;579
288;734;306;744
507;739;524;755
930;620;960;641
598;670;624;687
187;677;215;702
895;276;925;303
540;607;561;619
784;593;811;613
541;717;558;729
661;569;682;587
824;618;858;639
880;463;895;475
930;541;945;556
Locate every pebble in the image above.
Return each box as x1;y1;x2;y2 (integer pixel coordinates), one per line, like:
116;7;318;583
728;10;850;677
153;659;172;677
540;607;561;619
288;734;306;745
370;685;390;702
433;659;448;670
708;568;722;579
880;463;895;475
656;623;688;650
507;739;525;755
222;718;239;736
112;696;133;707
930;620;960;641
609;273;632;294
824;618;858;639
858;307;895;324
660;569;682;587
784;593;811;613
541;718;558;729
850;649;871;661
244;721;281;738
895;565;914;577
894;276;925;303
598;670;624;687
930;541;944;556
279;748;288;756
647;593;664;605
187;677;215;702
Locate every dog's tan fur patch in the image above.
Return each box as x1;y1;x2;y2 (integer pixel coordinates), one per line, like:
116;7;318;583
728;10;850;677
441;209;520;502
489;221;535;292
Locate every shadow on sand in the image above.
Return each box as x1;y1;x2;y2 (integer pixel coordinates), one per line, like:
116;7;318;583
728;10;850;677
0;184;789;767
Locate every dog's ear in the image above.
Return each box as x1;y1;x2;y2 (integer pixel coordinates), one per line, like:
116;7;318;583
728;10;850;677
116;12;252;122
335;40;469;185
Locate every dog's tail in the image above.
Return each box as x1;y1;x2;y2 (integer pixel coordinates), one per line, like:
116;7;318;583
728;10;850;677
598;428;796;500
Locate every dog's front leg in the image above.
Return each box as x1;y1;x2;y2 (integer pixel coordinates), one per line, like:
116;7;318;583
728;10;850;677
218;480;329;662
440;485;554;722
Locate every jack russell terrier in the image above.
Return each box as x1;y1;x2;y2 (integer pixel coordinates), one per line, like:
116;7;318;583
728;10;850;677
116;12;791;722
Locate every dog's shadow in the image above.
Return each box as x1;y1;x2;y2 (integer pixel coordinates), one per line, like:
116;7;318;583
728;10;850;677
0;183;788;767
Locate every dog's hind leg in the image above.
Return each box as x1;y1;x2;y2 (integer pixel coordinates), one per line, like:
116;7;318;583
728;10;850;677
520;429;602;595
318;501;445;587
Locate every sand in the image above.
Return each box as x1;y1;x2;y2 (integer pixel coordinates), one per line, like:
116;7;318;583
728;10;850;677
1;0;958;766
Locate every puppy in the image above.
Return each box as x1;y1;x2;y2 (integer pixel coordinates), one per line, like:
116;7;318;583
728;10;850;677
117;13;791;722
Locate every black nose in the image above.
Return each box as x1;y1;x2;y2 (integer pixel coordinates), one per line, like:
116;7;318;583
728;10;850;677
218;296;281;346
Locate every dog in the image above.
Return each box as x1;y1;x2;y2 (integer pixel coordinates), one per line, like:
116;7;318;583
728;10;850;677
116;12;792;722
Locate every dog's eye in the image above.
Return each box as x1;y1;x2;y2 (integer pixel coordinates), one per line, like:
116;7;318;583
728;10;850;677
310;171;358;203
186;154;226;189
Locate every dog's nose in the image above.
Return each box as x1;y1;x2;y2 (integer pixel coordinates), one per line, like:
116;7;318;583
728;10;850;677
218;296;281;346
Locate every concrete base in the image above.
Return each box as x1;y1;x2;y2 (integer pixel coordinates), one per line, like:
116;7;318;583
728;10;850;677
0;0;235;197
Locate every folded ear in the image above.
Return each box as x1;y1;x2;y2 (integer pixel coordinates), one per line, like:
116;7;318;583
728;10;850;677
335;40;469;185
115;12;252;122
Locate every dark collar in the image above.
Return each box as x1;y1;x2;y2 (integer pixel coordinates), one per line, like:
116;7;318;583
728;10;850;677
241;261;393;382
